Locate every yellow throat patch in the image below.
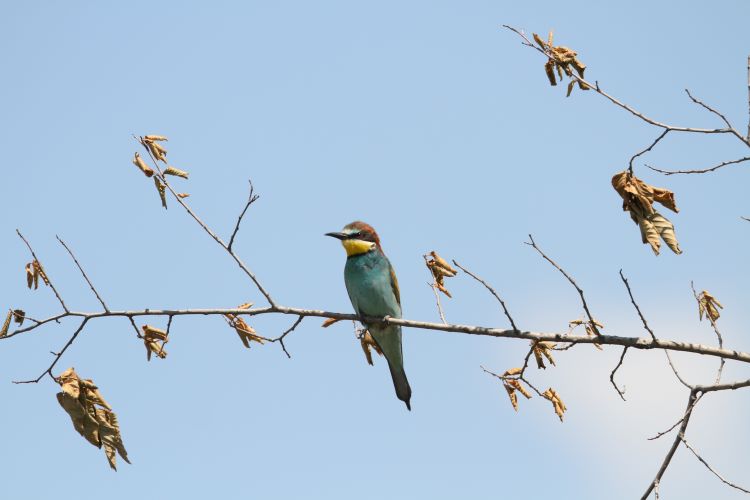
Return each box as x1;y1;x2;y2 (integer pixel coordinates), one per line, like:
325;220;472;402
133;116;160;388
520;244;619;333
342;239;376;256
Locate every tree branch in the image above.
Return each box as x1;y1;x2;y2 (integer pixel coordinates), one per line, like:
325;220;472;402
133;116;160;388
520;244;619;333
136;137;277;307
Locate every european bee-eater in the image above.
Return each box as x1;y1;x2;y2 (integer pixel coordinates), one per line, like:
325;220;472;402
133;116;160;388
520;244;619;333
326;221;412;410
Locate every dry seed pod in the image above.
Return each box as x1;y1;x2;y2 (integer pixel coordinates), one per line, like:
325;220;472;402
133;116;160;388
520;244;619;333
132;152;154;177
12;309;25;325
144;135;168;142
163;166;189;179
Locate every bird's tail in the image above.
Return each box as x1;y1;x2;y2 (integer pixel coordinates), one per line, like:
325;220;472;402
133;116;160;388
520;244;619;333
370;324;412;410
386;358;412;411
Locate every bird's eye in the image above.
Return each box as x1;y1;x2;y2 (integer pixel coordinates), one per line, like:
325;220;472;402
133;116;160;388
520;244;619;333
348;232;362;239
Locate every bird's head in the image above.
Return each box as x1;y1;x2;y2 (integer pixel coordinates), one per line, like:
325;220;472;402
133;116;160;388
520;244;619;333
326;221;381;256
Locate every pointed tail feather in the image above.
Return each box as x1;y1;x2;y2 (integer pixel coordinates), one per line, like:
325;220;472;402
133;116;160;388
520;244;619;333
369;324;412;410
387;358;412;411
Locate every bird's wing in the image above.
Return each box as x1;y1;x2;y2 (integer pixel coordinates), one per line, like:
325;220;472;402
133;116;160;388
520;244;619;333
389;263;401;307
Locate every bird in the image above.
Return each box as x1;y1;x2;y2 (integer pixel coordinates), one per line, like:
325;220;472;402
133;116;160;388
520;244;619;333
326;221;412;410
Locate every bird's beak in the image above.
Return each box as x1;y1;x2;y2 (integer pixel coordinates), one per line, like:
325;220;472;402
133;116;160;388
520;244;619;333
325;232;347;240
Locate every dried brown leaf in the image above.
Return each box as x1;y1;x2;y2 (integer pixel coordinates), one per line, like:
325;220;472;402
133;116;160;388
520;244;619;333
649;211;682;255
12;309;25;325
33;260;49;286
544;59;557;86
542;388;567;422
566;80;575;97
231;317;264;348
429;251;458;276
177;193;190;198
532;33;547;49
507;379;532;399
502;367;523;377
153;178;167;209
163;166;189;179
360;330;383;366
132;152;154;177
25;263;34;289
321;317;341;328
698;290;723;322
55;368;129;469
503;383;519;411
0;310;11;337
144;135;168;142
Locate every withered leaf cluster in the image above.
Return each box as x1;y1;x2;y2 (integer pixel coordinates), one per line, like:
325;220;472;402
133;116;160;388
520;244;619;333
141;325;168;361
612;171;682;255
532;340;556;369
542;388;567;421
503;378;532;411
359;329;383;366
1;309;25;337
25;260;49;290
56;368;130;470
569;318;604;350
131;135;191;209
698;290;723;323
425;251;458;297
224;303;265;348
532;31;588;96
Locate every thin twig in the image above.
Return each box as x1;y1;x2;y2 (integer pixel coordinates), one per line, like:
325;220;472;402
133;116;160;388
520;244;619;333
57;236;109;312
610;346;628;401
629;130;670;174
685;89;750;147
429;282;447;324
526;235;601;335
681;437;750;494
227;180;259;252
646;156;750;175
16;230;68;312
274;315;304;359
453;260;518;331
619;270;692;389
13;318;89;384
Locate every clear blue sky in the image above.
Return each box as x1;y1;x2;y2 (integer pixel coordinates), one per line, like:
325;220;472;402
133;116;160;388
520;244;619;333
1;1;749;499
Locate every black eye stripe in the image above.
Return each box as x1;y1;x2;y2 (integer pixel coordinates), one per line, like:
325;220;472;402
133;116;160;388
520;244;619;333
346;231;373;242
